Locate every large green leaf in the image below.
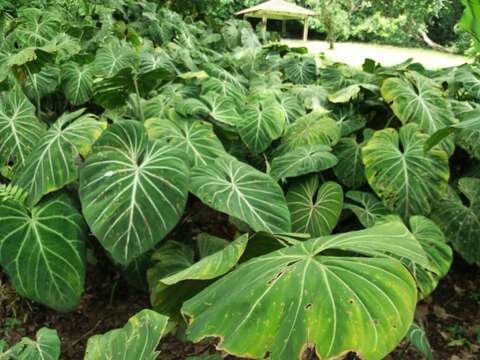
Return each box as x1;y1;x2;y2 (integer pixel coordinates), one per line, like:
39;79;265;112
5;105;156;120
381;72;455;134
282;54;317;84
276;92;305;125
269;145;338;181
0;194;87;311
407;216;452;299
190;155;291;233
362;124;449;218
0;86;46;172
344;191;391;228
332;136;367;189
287;176;343;237
182;221;421;360
161;234;248;285
275;111;340;155
84;309;169;360
460;0;480;51
148;234;248;316
23;66;60;102
454;66;480;100
431;177;480;264
455;108;480;159
237;96;285;155
145;117;225;167
61;62;94;105
79;121;189;265
201;92;242;128
1;327;60;360
92;40;139;78
13;109;106;206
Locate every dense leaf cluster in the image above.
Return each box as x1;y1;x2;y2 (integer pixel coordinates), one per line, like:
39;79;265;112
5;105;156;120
0;0;479;359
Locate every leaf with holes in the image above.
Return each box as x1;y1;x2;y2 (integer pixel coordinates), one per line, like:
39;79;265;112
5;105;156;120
0;86;46;173
84;309;169;360
145;117;224;167
287;176;343;237
13;109;106;206
182;221;423;360
190;154;291;233
431;177;480;264
362;124;449;219
0;194;87;311
270;145;338;181
79;121;189;265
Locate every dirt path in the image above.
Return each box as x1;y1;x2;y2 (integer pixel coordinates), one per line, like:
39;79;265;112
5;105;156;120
284;40;471;69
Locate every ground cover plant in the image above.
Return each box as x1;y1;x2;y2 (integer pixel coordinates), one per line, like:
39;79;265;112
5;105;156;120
0;0;479;359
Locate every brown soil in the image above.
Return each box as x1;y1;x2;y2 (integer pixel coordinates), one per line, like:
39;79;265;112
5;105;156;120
1;203;479;359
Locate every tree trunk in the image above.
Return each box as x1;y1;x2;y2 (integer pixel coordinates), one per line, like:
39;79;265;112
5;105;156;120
419;30;454;54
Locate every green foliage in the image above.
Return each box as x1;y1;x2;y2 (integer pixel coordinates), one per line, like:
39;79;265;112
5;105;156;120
84;309;169;360
0;327;60;360
0;1;478;359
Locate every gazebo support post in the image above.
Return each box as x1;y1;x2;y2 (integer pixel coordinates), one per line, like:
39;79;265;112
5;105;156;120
303;16;309;41
282;20;286;36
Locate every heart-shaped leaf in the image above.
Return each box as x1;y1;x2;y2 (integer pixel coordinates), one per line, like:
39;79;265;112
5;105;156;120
362;124;449;218
61;62;94;105
381;72;455;134
0;194;87;311
190;155;291;233
270;145;338;181
145;117;225;167
0;86;46;173
79;121;189;265
13;109;106;206
237;96;285;155
287;176;343;236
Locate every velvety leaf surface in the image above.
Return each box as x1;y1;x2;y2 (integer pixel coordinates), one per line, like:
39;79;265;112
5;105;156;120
362;124;449;218
79;121;189;265
13;109;106;206
0;86;46;172
381;71;455;134
190;155;291;233
270;145;338;181
237;97;285;155
287;176;343;237
431;177;480;264
145;117;225;167
0;194;87;311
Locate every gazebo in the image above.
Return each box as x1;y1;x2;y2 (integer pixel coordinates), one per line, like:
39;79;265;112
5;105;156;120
235;0;316;41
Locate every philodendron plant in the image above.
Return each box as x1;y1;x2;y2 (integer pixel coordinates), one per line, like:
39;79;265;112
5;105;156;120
0;0;478;359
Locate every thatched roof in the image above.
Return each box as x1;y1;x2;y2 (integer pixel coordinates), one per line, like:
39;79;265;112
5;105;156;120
235;0;316;20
